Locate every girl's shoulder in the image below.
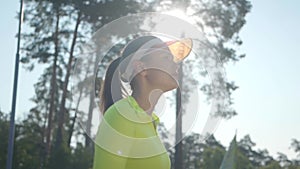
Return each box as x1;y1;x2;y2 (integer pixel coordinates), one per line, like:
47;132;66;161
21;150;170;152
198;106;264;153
102;97;137;137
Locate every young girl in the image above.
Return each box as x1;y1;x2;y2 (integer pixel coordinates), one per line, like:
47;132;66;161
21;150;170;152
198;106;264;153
93;35;192;169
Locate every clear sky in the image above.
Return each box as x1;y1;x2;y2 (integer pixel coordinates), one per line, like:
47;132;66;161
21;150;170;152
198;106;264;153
1;0;299;159
214;0;300;159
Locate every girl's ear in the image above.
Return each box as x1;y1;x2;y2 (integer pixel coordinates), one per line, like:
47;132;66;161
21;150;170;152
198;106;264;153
132;60;147;77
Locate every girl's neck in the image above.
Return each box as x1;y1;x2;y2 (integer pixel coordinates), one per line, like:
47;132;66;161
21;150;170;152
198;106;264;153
132;89;163;116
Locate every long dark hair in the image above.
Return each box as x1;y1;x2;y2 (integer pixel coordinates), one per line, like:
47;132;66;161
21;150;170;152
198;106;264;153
99;35;162;114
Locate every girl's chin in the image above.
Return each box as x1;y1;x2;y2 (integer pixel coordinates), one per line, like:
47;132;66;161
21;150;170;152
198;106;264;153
164;84;179;92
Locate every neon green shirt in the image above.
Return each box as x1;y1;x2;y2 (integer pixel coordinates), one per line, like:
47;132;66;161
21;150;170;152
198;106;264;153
93;96;171;169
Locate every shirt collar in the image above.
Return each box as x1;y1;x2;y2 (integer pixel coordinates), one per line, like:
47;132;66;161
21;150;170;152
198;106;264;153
127;96;160;124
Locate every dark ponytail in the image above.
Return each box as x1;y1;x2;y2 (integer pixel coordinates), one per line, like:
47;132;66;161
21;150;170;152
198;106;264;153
99;57;122;114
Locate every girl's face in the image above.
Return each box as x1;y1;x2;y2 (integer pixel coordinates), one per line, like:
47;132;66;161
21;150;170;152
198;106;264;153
142;50;180;92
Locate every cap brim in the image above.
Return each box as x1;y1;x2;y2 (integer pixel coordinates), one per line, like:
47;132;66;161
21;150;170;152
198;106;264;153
166;38;193;63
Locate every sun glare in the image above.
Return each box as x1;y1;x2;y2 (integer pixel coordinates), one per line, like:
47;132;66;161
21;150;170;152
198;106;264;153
163;9;195;24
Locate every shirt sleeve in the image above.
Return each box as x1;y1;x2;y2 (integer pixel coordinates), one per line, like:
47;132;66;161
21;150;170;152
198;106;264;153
93;106;135;169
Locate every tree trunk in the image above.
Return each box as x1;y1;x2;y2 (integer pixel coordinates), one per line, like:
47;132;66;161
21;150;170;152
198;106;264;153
67;56;90;147
56;11;81;148
40;106;49;169
85;90;94;147
67;82;83;147
175;63;183;169
45;6;60;156
85;54;100;147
